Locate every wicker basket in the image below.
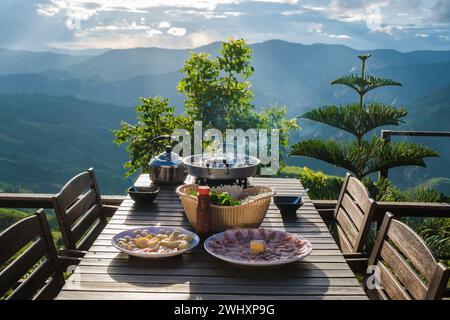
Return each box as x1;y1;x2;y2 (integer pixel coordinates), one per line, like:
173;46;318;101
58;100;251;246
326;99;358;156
176;184;275;232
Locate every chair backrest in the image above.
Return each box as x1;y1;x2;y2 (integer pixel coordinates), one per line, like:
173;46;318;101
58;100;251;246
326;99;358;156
52;168;107;251
0;209;64;300
365;212;449;300
333;173;376;254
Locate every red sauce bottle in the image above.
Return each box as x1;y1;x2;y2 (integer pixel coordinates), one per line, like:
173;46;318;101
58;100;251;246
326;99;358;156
196;186;211;238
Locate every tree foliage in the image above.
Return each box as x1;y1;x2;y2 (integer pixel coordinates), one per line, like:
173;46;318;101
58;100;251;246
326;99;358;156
115;38;299;176
302;103;407;141
113;97;188;177
178;38;255;130
290;54;437;179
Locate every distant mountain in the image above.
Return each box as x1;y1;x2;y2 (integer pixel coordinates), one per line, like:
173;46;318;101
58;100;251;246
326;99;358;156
1;41;450;115
407;82;450;130
0;71;184;108
378;84;450;190
0;94;135;193
0;48;90;75
66;40;450;80
67;42;222;80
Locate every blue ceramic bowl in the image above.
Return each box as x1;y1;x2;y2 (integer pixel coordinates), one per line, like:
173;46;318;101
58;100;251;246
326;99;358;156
273;196;303;215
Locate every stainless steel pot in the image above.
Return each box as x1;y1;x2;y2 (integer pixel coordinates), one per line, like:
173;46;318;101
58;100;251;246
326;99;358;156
149;135;187;185
182;154;260;181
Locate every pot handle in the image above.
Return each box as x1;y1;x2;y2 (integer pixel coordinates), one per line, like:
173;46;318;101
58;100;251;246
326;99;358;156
150;135;172;156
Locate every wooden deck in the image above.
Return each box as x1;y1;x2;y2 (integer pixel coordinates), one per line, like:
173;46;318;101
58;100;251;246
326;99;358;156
56;175;367;300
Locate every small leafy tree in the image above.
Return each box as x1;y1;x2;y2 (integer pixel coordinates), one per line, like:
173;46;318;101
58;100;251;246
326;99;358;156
114;39;299;176
290;54;438;179
178;39;255;130
113;97;188;177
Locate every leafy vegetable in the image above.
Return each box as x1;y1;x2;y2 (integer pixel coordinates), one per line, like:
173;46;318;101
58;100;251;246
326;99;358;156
190;190;241;206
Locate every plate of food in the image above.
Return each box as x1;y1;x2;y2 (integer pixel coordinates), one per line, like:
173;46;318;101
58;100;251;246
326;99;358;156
112;226;200;258
204;228;312;266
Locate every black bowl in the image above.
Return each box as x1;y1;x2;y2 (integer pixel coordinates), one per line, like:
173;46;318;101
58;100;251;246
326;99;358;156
273;196;303;215
128;185;159;205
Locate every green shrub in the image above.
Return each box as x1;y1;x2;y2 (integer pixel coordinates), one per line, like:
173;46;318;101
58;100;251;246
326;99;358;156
297;167;343;200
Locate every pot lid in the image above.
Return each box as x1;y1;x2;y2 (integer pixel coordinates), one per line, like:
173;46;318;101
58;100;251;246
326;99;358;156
150;146;183;167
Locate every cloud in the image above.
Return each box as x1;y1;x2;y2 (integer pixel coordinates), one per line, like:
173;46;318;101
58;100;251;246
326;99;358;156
439;35;449;41
147;29;163;37
328;34;351;39
300;0;431;35
253;0;299;3
305;22;350;40
281;10;304;16
306;23;323;34
79;20;154;34
415;33;429;38
37;0;243;16
25;0;450;51
167;27;186;36
188;31;218;47
164;9;244;20
430;1;450;23
157;21;171;29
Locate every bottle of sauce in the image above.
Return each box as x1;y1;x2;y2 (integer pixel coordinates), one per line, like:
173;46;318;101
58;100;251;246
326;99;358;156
196;186;211;238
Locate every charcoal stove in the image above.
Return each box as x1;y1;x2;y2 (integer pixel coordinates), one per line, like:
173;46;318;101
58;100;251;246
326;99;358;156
193;176;253;188
182;153;260;189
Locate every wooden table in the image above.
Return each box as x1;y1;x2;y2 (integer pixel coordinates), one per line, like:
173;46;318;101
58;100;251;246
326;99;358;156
56;175;367;300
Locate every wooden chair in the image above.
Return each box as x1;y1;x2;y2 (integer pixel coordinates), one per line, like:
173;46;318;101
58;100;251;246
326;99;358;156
319;173;377;272
0;209;64;300
52;168;117;267
364;212;449;300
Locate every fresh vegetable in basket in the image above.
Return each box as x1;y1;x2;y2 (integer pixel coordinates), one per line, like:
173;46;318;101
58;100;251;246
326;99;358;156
190;190;241;206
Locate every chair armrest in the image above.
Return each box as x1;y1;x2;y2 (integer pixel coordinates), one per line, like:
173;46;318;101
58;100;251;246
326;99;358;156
58;249;87;258
57;249;87;271
343;253;369;275
317;208;334;216
102;204;119;217
317;209;335;228
343;252;368;259
312;200;337;210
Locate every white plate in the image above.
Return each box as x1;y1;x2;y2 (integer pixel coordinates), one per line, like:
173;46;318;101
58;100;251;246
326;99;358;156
204;228;312;266
112;226;199;259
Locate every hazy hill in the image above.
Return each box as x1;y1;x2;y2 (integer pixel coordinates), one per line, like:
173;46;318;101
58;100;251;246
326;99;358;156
372;83;450;190
65;40;450;80
2;41;450;115
0;94;134;193
0;48;89;75
66;42;222;80
0;71;184;108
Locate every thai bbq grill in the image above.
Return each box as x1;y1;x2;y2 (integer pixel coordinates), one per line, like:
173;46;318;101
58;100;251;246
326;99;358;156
182;153;260;188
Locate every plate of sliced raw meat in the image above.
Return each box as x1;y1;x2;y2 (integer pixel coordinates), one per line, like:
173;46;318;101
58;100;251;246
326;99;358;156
204;228;312;266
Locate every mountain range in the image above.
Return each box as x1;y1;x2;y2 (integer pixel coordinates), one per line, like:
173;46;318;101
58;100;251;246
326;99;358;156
0;40;449;194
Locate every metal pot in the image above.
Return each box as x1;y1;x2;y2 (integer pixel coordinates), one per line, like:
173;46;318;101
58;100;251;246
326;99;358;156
149;135;187;185
182;154;260;181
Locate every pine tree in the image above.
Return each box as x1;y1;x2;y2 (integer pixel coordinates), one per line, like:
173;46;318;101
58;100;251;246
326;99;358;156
289;54;438;179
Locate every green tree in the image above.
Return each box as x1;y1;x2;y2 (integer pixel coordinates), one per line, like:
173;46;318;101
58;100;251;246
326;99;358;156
113;97;188;177
114;38;299;176
178;38;255;130
290;54;438;179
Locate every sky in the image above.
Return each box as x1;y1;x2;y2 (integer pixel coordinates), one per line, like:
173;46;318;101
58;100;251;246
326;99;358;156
1;0;450;52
